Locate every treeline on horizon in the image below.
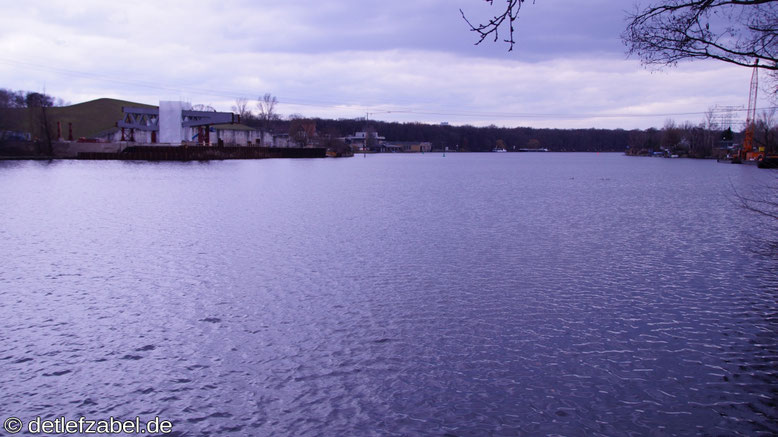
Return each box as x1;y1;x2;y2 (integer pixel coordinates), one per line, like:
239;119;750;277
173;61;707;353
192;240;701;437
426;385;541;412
4;88;774;156
0;88;67;109
252;117;749;155
242;108;776;156
246;117;635;153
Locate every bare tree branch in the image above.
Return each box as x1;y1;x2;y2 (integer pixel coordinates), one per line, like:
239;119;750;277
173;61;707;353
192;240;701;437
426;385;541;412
231;97;252;122
460;0;532;51
730;178;778;221
257;93;279;147
623;0;778;74
462;1;777;91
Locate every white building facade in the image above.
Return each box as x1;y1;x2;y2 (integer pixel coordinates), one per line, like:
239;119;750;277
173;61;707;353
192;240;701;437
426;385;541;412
107;101;272;146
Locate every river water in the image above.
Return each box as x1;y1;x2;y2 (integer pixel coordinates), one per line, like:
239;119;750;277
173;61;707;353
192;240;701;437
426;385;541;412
0;153;776;436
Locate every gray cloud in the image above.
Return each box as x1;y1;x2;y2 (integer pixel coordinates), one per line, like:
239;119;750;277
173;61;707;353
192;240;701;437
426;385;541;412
0;0;768;129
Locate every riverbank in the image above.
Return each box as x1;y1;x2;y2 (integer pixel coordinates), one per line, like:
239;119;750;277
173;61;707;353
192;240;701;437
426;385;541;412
0;142;327;161
78;145;326;160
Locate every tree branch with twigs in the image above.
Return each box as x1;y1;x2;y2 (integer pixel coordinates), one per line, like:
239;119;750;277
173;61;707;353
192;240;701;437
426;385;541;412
257;93;279;147
462;0;777;91
460;0;532;52
731;177;778;222
623;0;778;75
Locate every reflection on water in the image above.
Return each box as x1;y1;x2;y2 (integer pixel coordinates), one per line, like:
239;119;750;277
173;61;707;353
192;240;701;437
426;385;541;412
0;154;775;436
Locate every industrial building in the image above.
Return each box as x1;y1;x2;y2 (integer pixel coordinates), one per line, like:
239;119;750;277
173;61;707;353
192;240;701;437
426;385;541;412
100;101;271;146
1;98;273;147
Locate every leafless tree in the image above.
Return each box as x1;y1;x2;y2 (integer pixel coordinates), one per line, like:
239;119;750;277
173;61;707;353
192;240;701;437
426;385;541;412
0;89;24;144
728;176;778;254
702;107;719;157
754;107;778;154
0;89;67;155
728;111;778;249
623;1;778;73
661;119;682;149
320;126;350;156
257;93;279;146
731;176;778;246
0;88;25;108
192;104;216;112
288;115;316;147
463;1;778;89
24;92;55;155
735;184;778;220
231;97;252;122
703;107;718;131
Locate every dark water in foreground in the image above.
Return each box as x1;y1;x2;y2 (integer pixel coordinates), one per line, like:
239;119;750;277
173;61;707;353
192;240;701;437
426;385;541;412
0;153;776;436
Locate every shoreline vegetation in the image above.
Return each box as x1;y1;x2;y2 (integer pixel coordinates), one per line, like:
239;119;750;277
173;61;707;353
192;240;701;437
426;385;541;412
2;89;776;160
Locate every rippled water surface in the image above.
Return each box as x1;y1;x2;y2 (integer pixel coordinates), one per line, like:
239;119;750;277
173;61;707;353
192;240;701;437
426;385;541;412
1;154;776;436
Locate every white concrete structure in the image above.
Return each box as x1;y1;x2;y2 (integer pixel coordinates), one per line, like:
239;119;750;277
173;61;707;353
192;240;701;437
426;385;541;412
345;131;385;150
98;123;272;146
110;101;278;146
211;125;271;146
159;101;190;144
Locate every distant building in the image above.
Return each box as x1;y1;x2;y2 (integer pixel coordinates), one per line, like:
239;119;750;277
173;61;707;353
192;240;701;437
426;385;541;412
2;98;276;147
272;133;291;148
409;142;432;153
379;143;404;153
388;141;431;153
111;101;270;146
345;131;385;151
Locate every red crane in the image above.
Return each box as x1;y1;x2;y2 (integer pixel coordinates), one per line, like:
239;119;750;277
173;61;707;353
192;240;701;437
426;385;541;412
741;62;759;161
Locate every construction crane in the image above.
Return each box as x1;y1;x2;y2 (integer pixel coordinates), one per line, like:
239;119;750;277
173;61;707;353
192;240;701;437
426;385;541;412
741;62;759;161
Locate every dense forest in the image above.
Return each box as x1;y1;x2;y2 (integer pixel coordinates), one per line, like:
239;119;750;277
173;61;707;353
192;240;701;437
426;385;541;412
248;111;776;157
238;96;776;156
249;117;633;153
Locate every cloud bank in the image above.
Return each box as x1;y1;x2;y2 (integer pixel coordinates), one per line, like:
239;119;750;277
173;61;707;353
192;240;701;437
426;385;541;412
0;0;769;129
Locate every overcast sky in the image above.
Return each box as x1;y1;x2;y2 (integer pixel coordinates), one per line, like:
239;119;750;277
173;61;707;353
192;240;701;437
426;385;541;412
0;0;771;129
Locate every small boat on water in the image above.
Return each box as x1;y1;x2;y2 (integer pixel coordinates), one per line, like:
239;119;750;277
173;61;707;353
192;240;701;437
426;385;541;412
492;147;507;153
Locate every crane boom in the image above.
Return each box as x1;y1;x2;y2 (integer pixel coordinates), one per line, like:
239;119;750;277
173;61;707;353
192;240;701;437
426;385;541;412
742;62;759;160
